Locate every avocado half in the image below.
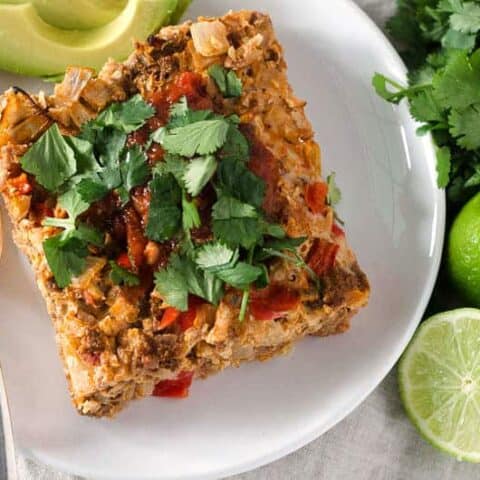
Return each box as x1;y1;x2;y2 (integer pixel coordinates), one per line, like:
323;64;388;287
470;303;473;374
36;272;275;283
0;0;177;77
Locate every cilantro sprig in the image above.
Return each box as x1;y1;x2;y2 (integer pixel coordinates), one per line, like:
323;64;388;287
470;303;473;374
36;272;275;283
373;0;480;203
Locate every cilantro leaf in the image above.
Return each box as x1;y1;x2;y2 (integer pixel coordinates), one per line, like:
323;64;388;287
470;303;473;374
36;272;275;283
208;65;243;98
215;262;263;289
212;196;262;249
261;221;286;238
64;136;98;174
154;257;190;310
161;118;230;157
182;191;201;231
217;157;265;208
409;88;446;123
449;105;480;150
118;145;150;204
43;233;88;288
436;146;452;188
153;153;188;185
219;124;250;162
372;74;410;104
91;94;155;133
167;98;214;129
264;236;306;251
432;51;480;110
73;223;104;247
326;173;342;207
76;177;110;203
183;155;218;197
21;124;76;192
196;243;239;272
109;261;140;287
146;173;182;241
155;254;224;310
442;28;476;49
449;1;480;34
43;189;89;231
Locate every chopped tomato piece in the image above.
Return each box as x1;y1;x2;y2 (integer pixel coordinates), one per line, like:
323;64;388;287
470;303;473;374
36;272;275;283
250;284;300;321
157;296;204;332
307;238;339;276
169;72;203;102
124;206;147;271
9;173;32;195
332;223;345;237
305;182;328;215
152;371;194;398
178;296;204;331
117;252;133;270
158;307;181;330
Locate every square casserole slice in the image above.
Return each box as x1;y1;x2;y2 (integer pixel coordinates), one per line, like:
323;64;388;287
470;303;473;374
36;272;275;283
0;11;369;416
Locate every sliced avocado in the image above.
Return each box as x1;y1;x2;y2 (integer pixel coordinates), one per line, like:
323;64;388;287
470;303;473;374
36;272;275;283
170;0;191;23
0;0;177;77
32;0;127;30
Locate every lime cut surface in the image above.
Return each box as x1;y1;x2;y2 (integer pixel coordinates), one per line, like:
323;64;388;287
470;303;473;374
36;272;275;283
399;309;480;462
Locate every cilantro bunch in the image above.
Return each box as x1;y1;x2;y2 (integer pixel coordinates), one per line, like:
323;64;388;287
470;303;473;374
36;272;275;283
21;94;155;287
373;0;480;204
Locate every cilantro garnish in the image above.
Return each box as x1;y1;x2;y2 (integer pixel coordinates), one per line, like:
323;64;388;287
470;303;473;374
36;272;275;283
217;157;265;208
183;155;217;196
21;124;77;192
84;94;155;133
109;261;140;287
161;118;231;157
43;189;89;232
154;254;224;311
43;233;89;288
212;196;263;249
146;173;182;241
326;172;341;207
208;65;243;98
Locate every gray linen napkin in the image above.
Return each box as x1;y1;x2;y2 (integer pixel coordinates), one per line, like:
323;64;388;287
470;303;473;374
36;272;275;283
14;1;480;479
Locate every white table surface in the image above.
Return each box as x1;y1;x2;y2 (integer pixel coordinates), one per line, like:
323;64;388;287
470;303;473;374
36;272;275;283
13;1;480;478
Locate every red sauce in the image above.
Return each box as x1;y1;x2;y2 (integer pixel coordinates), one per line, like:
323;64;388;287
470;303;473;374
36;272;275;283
152;371;194;398
249;284;300;321
242;126;282;218
305;182;328;215
124;206;147;271
307;238;339;276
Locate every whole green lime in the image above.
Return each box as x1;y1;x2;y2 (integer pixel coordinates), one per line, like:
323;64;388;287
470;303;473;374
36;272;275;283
449;192;480;306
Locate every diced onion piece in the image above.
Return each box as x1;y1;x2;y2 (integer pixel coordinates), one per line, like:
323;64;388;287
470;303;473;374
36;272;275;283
191;21;229;57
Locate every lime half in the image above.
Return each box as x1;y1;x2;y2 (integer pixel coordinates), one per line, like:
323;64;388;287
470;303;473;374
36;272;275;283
399;309;480;462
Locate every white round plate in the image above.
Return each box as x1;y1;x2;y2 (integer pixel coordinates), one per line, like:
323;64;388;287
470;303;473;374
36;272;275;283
0;1;444;479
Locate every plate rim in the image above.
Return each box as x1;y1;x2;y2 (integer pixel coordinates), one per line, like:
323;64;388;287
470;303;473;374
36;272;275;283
9;0;446;478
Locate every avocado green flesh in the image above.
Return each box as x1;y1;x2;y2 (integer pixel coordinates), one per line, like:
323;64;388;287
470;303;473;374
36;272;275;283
170;0;191;23
0;0;177;76
0;0;128;29
32;0;127;30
